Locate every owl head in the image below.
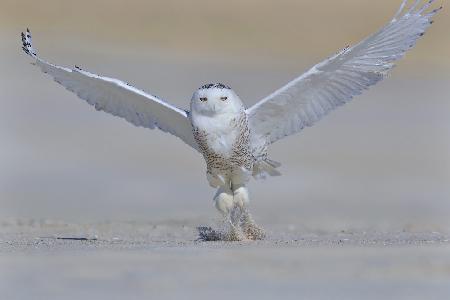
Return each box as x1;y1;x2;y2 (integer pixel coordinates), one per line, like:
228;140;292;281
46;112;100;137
190;83;244;116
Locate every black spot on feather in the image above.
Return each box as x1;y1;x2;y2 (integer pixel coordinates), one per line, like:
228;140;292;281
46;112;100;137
199;83;231;90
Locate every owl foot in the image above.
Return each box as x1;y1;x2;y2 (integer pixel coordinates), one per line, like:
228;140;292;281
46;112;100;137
222;209;246;241
228;206;265;241
225;222;246;241
241;210;266;240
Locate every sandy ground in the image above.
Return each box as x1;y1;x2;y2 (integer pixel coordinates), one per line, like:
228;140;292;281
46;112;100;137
1;220;450;300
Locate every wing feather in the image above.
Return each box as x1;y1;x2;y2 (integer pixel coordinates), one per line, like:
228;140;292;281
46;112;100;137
247;0;441;145
21;29;199;151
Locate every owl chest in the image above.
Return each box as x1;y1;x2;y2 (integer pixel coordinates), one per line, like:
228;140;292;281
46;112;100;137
193;116;241;157
192;112;253;173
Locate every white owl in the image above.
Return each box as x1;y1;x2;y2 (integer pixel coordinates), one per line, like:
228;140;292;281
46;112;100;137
21;0;441;240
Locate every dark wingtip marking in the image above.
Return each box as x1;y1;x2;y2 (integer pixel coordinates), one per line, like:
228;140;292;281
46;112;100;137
21;28;36;57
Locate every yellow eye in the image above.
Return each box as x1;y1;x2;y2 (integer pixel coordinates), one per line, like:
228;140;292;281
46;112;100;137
220;96;228;101
200;97;207;102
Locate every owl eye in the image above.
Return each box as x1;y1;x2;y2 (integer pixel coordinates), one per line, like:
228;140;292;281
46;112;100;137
199;97;208;102
220;96;228;101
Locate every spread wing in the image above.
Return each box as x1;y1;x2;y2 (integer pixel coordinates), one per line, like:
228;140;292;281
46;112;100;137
21;29;199;151
247;0;441;145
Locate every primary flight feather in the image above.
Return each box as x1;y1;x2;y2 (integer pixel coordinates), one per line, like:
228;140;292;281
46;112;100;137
21;29;199;151
247;0;442;145
21;0;441;241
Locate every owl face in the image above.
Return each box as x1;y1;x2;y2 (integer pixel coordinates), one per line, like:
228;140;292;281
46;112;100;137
190;83;244;116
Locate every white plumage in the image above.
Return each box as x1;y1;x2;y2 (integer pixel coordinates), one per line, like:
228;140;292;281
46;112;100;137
21;30;198;151
21;0;441;240
247;0;441;146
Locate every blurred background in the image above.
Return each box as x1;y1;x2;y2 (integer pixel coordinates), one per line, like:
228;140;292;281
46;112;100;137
1;0;449;232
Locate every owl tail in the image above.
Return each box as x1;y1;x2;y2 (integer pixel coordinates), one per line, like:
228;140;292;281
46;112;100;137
252;159;281;180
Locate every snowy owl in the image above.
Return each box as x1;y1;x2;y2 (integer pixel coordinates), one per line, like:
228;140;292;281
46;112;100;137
21;1;441;240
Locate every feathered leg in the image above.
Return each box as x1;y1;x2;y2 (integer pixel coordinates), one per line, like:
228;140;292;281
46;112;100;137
213;185;233;216
213;184;245;241
231;183;265;240
211;174;266;241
